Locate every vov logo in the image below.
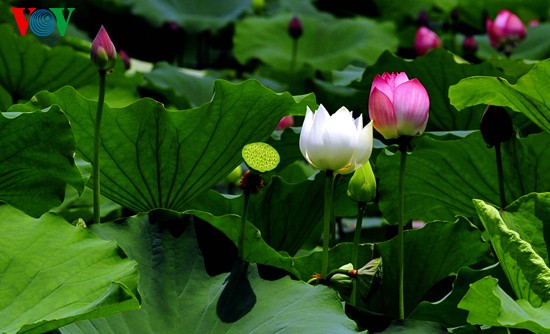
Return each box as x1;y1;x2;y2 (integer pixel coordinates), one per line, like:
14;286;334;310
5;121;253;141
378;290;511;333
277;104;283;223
10;8;75;37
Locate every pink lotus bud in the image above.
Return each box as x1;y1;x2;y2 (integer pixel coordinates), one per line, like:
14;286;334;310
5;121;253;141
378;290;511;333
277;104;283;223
486;10;526;49
462;35;478;53
276;115;294;130
118;50;131;70
529;19;539;27
414;26;442;56
368;72;430;139
288;16;303;40
90;25;117;71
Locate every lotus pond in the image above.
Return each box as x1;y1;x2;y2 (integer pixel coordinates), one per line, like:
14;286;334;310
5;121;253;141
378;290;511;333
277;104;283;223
1;0;550;333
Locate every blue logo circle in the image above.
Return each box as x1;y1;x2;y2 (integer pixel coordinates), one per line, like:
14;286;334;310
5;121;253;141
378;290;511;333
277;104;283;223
29;9;56;36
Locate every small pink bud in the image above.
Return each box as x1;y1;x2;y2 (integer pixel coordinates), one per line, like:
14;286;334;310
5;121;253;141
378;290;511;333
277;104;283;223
119;50;131;70
288;16;303;39
486;10;526;49
529;19;539;27
276;115;294;130
462;35;478;53
414;26;442;56
90;25;117;71
368;72;430;139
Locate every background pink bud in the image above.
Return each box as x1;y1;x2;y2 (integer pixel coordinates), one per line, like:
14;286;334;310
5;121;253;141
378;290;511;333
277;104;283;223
276;115;294;130
414;26;442;56
368;72;430;139
288;16;303;39
90;25;117;71
486;9;526;49
462;35;478;53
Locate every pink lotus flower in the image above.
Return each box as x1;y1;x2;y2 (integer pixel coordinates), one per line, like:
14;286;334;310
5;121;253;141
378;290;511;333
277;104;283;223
90;25;117;71
414;26;442;55
486;10;526;49
368;72;430;139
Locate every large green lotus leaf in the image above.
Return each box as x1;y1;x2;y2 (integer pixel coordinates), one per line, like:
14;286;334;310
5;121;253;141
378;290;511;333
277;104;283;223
0;106;84;217
355;49;521;131
11;80;314;213
188;175;324;258
60;211;357;333
376;132;550;224
410;264;511;328
0;24;96;111
458;276;550;333
112;0;250;32
372;0;455;21
142;62;218;109
474;196;550;307
366;218;492;317
449;58;550;134
0;204;139;334
234;14;398;72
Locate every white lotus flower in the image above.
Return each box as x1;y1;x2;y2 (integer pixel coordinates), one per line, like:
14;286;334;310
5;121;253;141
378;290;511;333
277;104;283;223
299;104;373;174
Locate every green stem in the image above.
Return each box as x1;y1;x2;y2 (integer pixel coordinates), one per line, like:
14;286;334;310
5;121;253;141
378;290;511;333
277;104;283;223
289;38;298;78
495;143;506;209
397;140;408;320
321;170;334;278
330;174;337;247
351;201;366;305
238;191;251;259
93;70;106;225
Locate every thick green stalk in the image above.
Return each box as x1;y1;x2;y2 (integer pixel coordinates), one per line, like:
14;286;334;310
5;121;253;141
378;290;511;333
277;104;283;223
495;143;506;209
238;191;251;259
397;141;408;320
351;201;366;305
330;174;337;247
321;170;334;278
93;70;106;225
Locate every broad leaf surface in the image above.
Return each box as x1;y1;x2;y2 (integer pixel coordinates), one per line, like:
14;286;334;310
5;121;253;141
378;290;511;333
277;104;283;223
474;196;550;307
143;62;218;109
234;14;398;72
111;0;251;32
0;24;96;111
366;218;492;317
60;211;357;333
0;106;84;217
410;264;511;328
189;175;324;257
458;276;550;333
0;205;139;334
376;132;550;224
355;49;518;131
12;80;314;213
449;58;550;134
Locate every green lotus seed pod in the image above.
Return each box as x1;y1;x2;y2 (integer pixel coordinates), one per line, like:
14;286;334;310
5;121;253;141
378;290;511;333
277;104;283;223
242;142;280;173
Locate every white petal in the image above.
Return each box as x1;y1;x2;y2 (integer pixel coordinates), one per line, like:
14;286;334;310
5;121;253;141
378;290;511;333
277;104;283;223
305;105;331;169
354;121;374;166
299;106;315;161
321;107;358;171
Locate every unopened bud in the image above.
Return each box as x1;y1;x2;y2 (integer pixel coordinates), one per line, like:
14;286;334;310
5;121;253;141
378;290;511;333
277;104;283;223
462;35;478;53
347;161;376;203
480;106;514;147
288;16;303;40
90;25;116;71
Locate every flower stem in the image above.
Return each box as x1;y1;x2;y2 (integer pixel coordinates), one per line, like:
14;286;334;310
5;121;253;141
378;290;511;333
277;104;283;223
238;191;251;259
397;139;408;320
351;201;366;305
495;143;506;209
322;170;334;278
93;70;106;225
330;174;337;247
290;39;298;77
